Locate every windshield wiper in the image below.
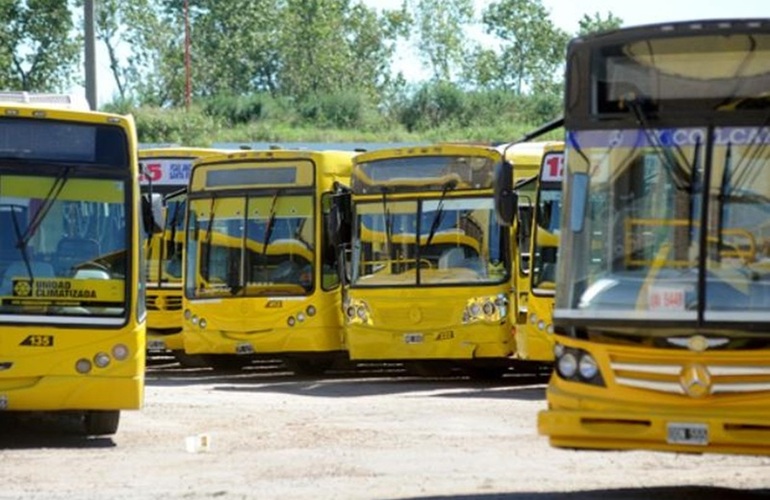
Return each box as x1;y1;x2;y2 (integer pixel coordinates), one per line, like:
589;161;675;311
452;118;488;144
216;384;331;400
18;166;72;252
262;189;282;258
380;187;393;260
6;205;34;282
624;96;694;191
425;179;456;247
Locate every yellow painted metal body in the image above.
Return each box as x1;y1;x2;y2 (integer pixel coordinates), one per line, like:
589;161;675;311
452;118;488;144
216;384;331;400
140;147;227;353
345;145;518;363
182;150;354;359
538;335;770;456
0;103;144;413
513;142;563;362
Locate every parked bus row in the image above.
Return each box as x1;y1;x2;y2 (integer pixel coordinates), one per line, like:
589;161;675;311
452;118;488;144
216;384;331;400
140;143;562;378
1;17;767;459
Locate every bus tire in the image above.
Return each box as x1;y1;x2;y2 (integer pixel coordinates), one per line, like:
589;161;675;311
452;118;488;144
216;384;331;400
285;357;333;376
83;410;120;436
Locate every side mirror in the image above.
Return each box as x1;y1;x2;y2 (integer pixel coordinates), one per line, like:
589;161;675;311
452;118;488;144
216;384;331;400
328;189;352;248
494;160;517;226
141;193;164;235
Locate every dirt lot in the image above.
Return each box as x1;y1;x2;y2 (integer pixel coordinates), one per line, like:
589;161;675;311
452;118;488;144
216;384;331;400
1;360;770;500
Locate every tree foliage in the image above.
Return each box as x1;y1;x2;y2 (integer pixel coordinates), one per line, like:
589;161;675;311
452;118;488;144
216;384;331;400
578;11;623;36
477;0;569;96
0;0;80;91
412;0;473;81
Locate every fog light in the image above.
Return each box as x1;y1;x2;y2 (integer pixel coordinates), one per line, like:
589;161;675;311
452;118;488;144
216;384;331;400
579;354;599;380
199;318;207;329
75;358;92;374
557;352;578;378
306;305;316;316
94;352;111;368
112;344;129;360
287;316;296;327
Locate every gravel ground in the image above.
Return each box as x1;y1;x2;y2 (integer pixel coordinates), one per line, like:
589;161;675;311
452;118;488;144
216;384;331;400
1;361;770;500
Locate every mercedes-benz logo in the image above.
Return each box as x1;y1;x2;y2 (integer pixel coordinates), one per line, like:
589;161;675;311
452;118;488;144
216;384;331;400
679;363;712;398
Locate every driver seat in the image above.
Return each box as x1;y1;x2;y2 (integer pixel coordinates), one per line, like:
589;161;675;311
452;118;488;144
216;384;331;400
54;237;101;276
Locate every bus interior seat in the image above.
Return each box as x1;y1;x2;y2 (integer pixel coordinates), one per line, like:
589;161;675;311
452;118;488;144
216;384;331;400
55;238;101;276
438;247;466;269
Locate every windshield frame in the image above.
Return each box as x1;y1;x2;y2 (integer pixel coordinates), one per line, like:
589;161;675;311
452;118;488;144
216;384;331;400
350;194;510;289
184;187;317;299
0;165;132;326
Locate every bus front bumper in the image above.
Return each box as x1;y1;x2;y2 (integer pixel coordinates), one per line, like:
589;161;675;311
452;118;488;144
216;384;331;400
539;383;770;456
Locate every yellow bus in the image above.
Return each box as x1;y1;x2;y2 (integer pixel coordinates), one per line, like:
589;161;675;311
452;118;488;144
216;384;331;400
342;144;521;378
0;93;145;435
514;142;563;362
181;149;355;374
139;147;226;362
509;19;770;455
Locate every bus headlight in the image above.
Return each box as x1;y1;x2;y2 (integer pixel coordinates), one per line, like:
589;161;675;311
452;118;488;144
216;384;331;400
112;344;129;361
554;345;605;386
199;318;207;329
94;352;111;368
579;354;599;380
346;299;372;325
191;315;199;326
557;352;578;378
184;309;192;320
75;358;92;374
287;316;296;327
297;312;306;322
463;295;508;324
306;305;316;316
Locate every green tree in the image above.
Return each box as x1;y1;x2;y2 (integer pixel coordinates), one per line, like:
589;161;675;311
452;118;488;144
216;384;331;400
578;11;623;36
412;0;473;82
0;0;80;91
477;0;569;95
191;0;283;97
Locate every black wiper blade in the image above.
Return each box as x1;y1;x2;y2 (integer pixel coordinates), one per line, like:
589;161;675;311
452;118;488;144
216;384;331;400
18;166;72;251
425;180;456;247
262;189;282;258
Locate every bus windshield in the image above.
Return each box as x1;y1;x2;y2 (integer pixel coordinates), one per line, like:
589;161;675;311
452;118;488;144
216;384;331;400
0;174;127;319
351;196;507;286
186;193;315;298
560;126;770;323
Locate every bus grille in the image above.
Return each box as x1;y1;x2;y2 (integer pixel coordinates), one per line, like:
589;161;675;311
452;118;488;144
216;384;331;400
609;356;770;396
146;295;183;311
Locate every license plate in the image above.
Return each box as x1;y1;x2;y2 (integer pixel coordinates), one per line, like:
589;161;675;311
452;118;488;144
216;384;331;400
404;333;424;344
235;343;254;354
147;339;166;351
667;422;708;446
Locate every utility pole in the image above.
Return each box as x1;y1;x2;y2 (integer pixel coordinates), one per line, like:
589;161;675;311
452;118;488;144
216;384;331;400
84;0;97;110
184;0;191;111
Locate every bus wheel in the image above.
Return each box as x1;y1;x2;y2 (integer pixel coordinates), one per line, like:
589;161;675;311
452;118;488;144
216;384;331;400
406;361;455;378
173;351;209;368
202;355;251;371
463;366;508;380
285;357;332;376
83;410;120;436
